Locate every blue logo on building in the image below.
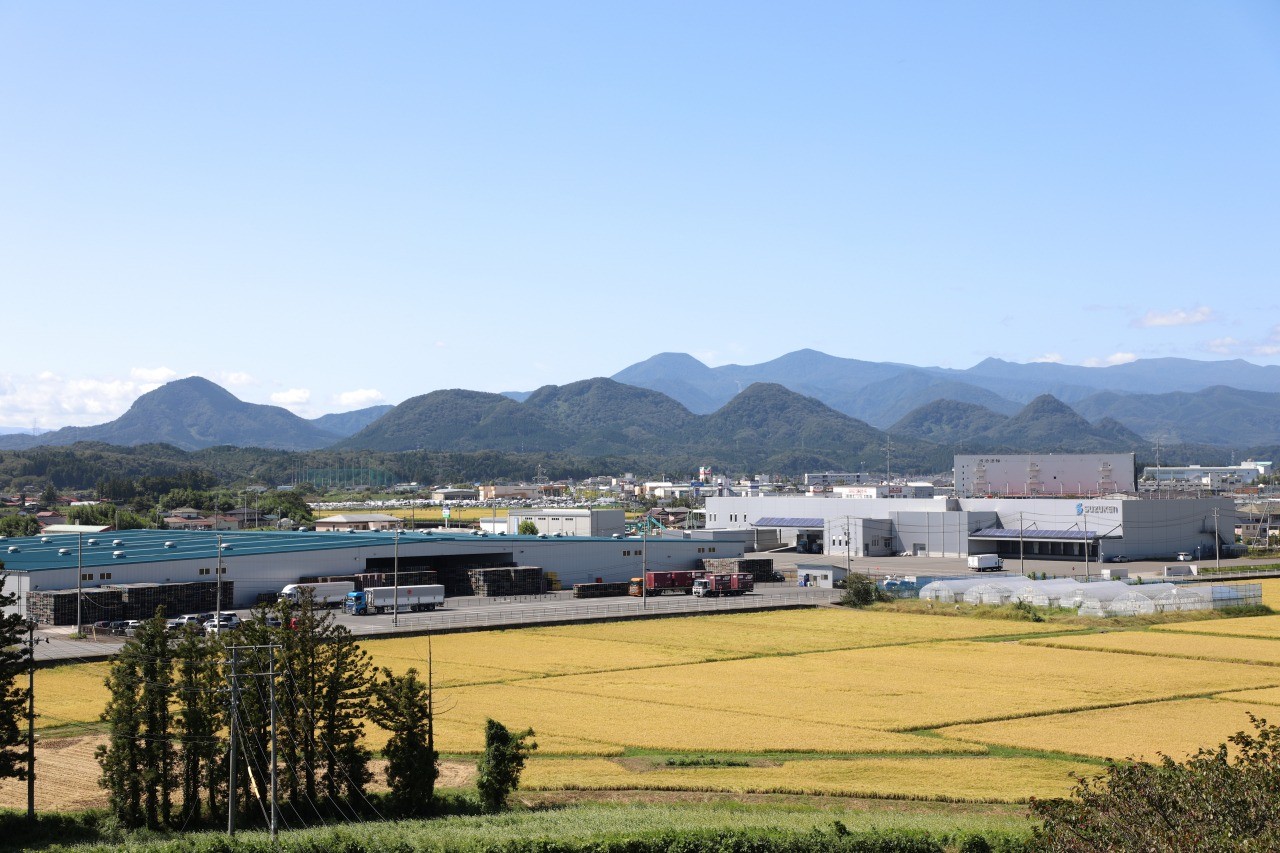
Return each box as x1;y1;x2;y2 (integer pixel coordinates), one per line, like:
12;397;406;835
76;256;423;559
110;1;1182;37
1075;502;1084;515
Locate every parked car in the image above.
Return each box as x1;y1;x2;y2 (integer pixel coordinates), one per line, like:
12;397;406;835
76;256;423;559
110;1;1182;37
122;620;143;636
92;620;112;630
205;614;242;635
108;620;129;636
1177;552;1192;561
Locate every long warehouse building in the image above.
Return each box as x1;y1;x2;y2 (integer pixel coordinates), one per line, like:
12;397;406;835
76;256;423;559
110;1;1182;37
705;494;1235;563
0;528;745;619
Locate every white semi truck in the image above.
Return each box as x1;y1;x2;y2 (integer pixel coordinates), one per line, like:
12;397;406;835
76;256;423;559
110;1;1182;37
278;581;356;607
344;585;445;615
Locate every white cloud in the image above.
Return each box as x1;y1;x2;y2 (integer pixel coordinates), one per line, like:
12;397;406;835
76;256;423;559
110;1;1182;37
1134;306;1214;328
1082;352;1138;367
0;372;160;428
220;371;255;387
270;388;311;406
1206;337;1240;354
130;366;178;383
334;388;385;408
1253;345;1280;357
1030;353;1063;363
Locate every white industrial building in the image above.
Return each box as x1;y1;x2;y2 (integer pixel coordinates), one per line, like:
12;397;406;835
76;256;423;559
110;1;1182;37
1142;462;1272;489
954;453;1135;498
0;527;741;618
502;508;625;537
704;493;1234;563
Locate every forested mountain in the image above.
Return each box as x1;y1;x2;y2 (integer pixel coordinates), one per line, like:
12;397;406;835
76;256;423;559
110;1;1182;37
0;377;339;452
611;349;1280;444
308;405;394;437
337;378;948;471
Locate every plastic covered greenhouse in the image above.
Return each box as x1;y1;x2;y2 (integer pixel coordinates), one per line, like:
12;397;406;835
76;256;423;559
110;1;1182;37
1152;585;1212;612
919;576;1027;603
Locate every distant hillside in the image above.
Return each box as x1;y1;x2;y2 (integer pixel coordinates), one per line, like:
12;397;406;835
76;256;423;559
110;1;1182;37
611;349;1280;441
309;405;395;437
333;389;557;453
0;377;339;452
1073;386;1280;447
339;378;950;473
982;395;1146;452
890;399;1010;444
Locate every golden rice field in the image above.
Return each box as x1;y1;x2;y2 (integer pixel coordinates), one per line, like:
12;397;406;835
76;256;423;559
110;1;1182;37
1024;631;1280;666
29;598;1280;804
937;698;1269;762
521;755;1100;802
1154;613;1280;639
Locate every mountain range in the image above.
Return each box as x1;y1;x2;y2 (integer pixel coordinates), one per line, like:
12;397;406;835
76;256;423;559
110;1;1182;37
0;351;1276;470
610;350;1280;446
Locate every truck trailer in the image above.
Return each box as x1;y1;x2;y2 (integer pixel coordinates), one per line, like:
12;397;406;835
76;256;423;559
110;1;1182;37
628;570;704;597
967;555;1003;571
278;581;356;607
692;573;754;597
344;585;446;615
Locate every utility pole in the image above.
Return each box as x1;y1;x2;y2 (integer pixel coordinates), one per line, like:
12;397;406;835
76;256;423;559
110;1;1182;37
641;521;648;611
227;647;238;837
215;533;224;619
393;530;400;627
76;532;83;637
268;646;278;843
1019;512;1025;575
1083;511;1089;581
844;518;851;578
1214;507;1221;571
225;643;282;839
26;621;39;821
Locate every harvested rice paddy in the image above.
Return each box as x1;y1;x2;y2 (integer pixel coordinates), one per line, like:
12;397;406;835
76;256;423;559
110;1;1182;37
26;600;1280;806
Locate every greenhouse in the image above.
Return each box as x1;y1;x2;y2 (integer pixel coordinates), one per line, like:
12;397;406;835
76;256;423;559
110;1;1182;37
1152;585;1212;612
1066;580;1136;608
918;576;1027;603
1013;579;1083;607
968;582;1018;605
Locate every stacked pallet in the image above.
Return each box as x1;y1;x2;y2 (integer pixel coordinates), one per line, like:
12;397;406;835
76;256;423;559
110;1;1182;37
26;587;124;626
702;557;775;581
571;581;629;599
26;580;231;625
468;566;544;597
436;562;518;597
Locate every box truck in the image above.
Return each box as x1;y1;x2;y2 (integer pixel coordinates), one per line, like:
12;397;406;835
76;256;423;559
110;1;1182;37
967;555;1003;571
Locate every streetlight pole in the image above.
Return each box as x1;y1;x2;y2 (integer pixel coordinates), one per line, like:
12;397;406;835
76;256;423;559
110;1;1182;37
1083;511;1089;581
76;531;83;636
641;520;647;611
1019;512;1025;575
215;533;224;618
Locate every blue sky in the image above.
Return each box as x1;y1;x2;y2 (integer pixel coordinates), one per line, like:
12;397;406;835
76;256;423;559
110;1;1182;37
2;2;1278;427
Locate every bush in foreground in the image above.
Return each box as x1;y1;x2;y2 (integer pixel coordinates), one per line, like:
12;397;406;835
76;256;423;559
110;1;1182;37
1031;713;1280;851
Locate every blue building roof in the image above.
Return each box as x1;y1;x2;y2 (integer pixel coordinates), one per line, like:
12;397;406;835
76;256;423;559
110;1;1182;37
0;528;612;574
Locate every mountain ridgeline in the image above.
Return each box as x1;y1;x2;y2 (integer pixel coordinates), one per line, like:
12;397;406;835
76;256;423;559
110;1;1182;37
613;349;1280;446
1;349;1277;474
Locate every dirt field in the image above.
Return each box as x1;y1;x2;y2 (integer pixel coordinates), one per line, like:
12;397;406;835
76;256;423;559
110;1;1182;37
0;734;476;813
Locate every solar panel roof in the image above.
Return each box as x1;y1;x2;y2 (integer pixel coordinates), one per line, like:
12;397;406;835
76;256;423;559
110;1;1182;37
753;517;827;528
